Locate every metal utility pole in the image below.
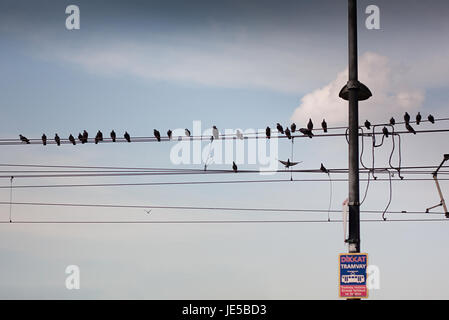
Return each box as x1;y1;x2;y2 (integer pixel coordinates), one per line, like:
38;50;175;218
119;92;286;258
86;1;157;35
339;0;372;253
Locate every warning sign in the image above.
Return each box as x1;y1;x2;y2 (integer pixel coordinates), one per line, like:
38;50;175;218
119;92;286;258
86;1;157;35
339;253;368;298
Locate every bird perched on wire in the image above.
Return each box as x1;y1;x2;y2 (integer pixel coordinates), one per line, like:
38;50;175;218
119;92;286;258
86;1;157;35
266;126;271;139
124;131;131;142
299;128;313;138
364;120;371;130
307;119;313;131
55;134;61;146
185;129;191;137
19;134;30;144
382;127;389;138
78;133;83;144
167;130;172;140
236;130;244;140
232;161;238;173
390;117;396;126
320;163;329;174
110;130;116;142
154;129;161;142
212;126;219;140
276;123;284;134
82;130;88;143
285;127;292;140
404;112;410;124
405;123;416;134
428;114;435;124
279;159;302;168
69;134;76;145
290;123;297;133
416;112;422;125
321;119;328;133
95;130;103;144
42;134;47;146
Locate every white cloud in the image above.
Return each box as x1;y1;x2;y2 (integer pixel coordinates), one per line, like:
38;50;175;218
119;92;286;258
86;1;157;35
291;52;426;126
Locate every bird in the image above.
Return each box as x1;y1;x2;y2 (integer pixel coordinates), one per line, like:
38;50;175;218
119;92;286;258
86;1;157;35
307;119;313;131
95;130;103;144
55;134;61;146
299;128;314;138
279;159;302;168
382;127;389;138
82;130;88;143
276;123;284;134
19;134;30;144
124;131;131;142
167;130;172;140
390;117;396;126
290;123;297;133
69;134;76;145
185;129;191;137
404;112;410;124
42;134;47;146
110;130;116;142
236;130;243;140
405;123;416;134
320;163;329;174
285;128;292;139
78;133;83;144
232;161;238;173
364;120;371;130
154;129;161;142
428;114;435;124
266;126;271;139
212;126;219;140
416;112;422;125
321;119;328;133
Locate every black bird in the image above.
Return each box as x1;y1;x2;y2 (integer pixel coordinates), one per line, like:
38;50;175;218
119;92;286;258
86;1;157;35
307;119;313;131
124;131;131;142
321;119;328;133
19;134;30;144
428;114;435;124
390;117;396;126
78;133;83;143
404;112;410;124
276;123;284;134
232;161;238;173
405;123;416;134
95;130;103;144
364;120;371;130
299;128;313;138
42;134;47;146
290;123;297;133
55;134;61;146
82;130;88;143
416;112;422;125
110;130;116;142
212;126;219;140
279;159;302;168
382;127;389;138
154;129;161;142
185;129;191;137
69;134;76;145
320;163;329;174
285;127;292;139
167;130;172;140
266;126;271;139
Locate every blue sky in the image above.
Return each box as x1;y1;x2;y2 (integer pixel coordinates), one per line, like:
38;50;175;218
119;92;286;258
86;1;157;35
1;0;449;299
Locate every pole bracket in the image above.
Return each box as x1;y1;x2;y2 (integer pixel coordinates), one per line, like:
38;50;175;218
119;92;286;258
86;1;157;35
339;80;372;101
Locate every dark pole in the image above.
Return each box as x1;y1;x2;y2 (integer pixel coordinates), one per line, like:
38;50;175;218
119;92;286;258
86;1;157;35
347;0;360;253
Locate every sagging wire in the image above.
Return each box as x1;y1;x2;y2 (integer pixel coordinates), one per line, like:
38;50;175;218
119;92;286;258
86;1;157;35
388;132;404;180
382;169;393;221
203;136;215;171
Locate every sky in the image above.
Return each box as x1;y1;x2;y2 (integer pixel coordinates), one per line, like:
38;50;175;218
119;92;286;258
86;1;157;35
1;0;449;299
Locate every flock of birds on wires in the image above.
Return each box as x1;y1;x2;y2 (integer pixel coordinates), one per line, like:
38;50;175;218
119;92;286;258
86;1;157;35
17;112;435;147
